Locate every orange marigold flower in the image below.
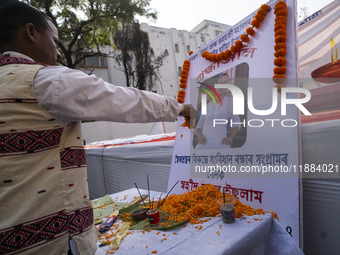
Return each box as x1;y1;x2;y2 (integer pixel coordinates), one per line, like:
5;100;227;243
274;23;286;32
260;4;270;12
246;27;255;36
213;54;219;62
275;28;286;37
240;34;249;43
274;57;286;66
184;60;190;65
216;54;223;61
180;78;187;83
235;40;243;50
182;65;190;71
201;51;208;57
220;53;226;61
177;97;184;103
274;48;286;58
224;50;232;58
275;35;286;44
220;51;226;59
275;15;287;22
272;74;286;84
179;83;187;89
188;51;194;55
275;1;287;9
255;14;264;23
276;9;288;17
274;42;286;51
274;4;287;14
230;45;238;54
251;19;261;28
181;70;188;75
273;66;287;74
257;9;267;17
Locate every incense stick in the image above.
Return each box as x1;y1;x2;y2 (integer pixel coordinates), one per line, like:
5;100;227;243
223;188;225;205
134;183;147;207
159;180;179;208
147;174;151;209
157;193;163;209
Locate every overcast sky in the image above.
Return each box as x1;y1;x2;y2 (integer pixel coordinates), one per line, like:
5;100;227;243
136;0;335;31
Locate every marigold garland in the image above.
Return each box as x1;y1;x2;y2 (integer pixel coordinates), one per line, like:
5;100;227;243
178;2;292;127
200;4;270;63
273;1;287;92
176;56;191;127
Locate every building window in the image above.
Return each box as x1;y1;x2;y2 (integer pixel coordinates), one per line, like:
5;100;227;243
201;35;205;43
187;45;190;54
81;55;107;68
178;66;182;76
175;43;179;53
215;30;223;37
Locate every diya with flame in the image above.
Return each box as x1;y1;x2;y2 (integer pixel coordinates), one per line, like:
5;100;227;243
311;38;340;83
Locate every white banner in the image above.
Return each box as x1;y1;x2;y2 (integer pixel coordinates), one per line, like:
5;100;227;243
169;0;302;247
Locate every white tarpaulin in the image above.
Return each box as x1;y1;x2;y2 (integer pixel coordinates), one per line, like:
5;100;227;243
298;0;340;113
85;133;175;199
298;3;340;254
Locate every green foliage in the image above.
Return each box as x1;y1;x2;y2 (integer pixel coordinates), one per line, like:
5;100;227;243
24;0;157;68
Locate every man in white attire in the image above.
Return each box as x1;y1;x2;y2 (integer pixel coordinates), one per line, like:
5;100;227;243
195;72;240;150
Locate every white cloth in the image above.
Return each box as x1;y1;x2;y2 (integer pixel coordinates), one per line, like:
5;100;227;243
3;51;183;123
93;188;304;255
196;97;240;150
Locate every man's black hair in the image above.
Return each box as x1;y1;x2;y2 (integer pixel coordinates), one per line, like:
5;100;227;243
0;1;50;52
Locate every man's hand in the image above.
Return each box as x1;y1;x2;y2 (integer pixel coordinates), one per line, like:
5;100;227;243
221;137;232;146
195;128;207;145
197;135;207;145
179;104;197;120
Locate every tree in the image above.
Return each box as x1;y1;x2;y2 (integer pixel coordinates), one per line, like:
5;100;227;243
113;21;168;91
24;0;157;69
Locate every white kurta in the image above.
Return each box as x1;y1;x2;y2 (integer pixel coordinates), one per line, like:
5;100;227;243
4;51;183;123
195;96;240;150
